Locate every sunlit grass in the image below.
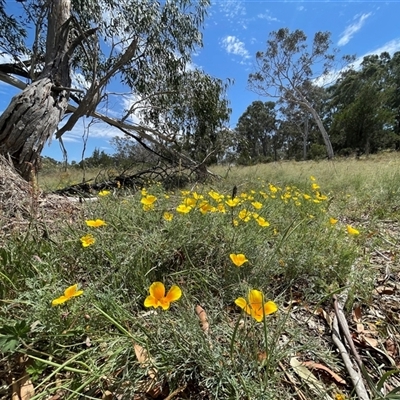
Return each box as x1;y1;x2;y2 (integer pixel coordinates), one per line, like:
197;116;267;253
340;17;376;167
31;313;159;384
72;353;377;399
2;153;399;398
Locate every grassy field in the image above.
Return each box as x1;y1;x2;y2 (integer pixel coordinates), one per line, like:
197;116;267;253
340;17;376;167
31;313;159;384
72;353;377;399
1;153;400;399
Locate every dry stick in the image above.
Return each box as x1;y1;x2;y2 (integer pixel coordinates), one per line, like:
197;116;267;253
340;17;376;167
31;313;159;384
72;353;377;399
332;296;370;400
333;296;364;369
164;385;187;400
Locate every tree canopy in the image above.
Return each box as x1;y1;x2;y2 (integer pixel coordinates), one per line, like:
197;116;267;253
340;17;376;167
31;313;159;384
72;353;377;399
0;0;231;180
234;101;277;164
327;52;400;155
248;28;354;159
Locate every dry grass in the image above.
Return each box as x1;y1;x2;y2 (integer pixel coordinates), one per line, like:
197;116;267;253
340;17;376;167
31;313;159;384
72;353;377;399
211;152;400;191
1;152;399;399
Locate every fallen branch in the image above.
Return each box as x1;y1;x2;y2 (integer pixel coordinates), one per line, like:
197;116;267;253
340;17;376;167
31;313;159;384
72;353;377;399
332;295;370;400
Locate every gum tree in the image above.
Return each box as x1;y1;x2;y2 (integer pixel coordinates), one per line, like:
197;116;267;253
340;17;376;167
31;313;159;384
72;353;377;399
248;28;353;159
0;0;212;180
234;101;277;163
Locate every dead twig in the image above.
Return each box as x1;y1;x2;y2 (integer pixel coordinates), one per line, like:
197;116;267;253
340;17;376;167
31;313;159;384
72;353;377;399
332;295;370;400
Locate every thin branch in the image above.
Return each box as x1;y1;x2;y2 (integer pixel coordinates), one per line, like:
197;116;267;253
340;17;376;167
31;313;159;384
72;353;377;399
332;316;370;400
120;90;178;123
0;70;199;169
332;295;370;400
0;63;30;78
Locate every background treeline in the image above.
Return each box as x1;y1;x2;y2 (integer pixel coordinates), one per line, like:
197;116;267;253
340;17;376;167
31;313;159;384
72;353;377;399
234;51;400;164
42;51;400;170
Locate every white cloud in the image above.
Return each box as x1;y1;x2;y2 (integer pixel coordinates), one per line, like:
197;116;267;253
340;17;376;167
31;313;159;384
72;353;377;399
314;37;400;86
352;37;400;69
0;53;19;64
297;6;305;12
218;0;246;21
120;93;144;125
59;118;124;144
221;36;250;60
257;11;279;22
338;12;372;46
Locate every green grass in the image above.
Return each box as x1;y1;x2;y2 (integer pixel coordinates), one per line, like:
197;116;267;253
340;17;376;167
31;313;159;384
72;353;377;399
1;154;400;399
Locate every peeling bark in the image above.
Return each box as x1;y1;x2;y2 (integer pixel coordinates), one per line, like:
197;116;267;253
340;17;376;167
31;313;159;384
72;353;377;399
0;78;69;179
0;0;72;180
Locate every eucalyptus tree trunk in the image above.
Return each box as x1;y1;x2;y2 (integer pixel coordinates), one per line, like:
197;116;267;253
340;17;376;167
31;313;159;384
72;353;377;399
0;0;71;180
309;107;334;159
294;89;334;160
302;117;308;161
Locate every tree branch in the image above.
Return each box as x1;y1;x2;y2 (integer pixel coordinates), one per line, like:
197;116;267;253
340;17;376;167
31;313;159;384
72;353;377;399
0;70;199;169
0;63;30;79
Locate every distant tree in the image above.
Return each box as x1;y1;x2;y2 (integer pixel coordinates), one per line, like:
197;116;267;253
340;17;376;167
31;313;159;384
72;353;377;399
386;52;400;137
328;53;398;155
142;70;231;165
110;136;158;168
234;101;277;164
0;0;211;180
82;148;114;168
279;103;311;160
248;28;354;159
40;155;61;171
279;83;328;160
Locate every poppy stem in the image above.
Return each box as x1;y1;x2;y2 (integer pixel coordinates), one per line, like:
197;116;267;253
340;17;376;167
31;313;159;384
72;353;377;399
262;310;270;369
229;311;243;360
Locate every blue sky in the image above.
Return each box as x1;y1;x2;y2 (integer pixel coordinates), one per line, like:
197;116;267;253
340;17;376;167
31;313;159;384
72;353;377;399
1;0;400;161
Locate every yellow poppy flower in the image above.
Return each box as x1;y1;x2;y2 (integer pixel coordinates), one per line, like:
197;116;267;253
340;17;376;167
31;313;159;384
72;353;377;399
144;282;182;310
238;209;251;222
141;195;157;205
85;219;106;227
208;190;222;201
193;192;204;200
80;234;95;247
251;201;263;209
98;190;110;196
217;203;226;213
315;192;328;201
256;217;270;227
183;197;196;207
346;225;360;236
329;217;338;225
230;253;248;267
225;198;240;207
176;204;192;214
269;184;278;193
163;212;173;221
52;284;83;306
235;290;277;322
199;201;213;214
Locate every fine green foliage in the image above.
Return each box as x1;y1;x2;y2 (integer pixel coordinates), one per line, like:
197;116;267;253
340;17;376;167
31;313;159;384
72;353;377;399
248;28;354;159
1;156;400;398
